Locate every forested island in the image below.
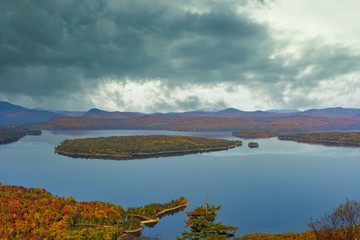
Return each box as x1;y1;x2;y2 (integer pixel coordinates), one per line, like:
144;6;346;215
278;132;360;147
0;126;41;145
248;142;259;148
55;135;242;160
232;130;278;139
0;183;187;239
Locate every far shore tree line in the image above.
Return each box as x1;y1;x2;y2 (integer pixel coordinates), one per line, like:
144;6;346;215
0;126;41;145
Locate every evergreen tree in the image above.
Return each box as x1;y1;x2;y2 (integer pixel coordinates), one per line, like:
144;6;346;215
178;202;238;240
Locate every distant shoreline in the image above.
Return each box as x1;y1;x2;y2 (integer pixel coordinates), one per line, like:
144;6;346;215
278;132;360;147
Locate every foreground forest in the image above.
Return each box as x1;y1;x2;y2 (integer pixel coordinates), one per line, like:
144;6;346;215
0;183;187;239
55;135;242;160
1;183;358;239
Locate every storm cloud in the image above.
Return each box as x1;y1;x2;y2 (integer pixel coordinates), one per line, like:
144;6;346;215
1;0;359;111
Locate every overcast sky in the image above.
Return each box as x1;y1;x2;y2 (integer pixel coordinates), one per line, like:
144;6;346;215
1;0;360;112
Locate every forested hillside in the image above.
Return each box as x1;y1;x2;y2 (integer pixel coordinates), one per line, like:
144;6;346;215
37;114;360;133
0;183;187;239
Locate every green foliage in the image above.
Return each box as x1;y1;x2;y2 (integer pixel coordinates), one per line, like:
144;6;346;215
178;202;238;240
127;197;188;220
121;217;142;231
0;126;41;144
55;135;242;160
248;142;259;148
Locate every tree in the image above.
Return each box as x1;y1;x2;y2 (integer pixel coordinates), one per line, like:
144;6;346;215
308;199;360;240
178;202;238;240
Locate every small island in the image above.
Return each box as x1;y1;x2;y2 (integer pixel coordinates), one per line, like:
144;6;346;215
248;142;259;148
232;130;278;139
55;135;242;160
278;132;360;147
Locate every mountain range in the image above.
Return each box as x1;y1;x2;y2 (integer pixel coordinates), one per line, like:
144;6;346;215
1;101;360;133
0;101;62;125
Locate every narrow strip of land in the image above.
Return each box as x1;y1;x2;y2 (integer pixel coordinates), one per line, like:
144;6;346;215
278;132;360;147
125;200;189;234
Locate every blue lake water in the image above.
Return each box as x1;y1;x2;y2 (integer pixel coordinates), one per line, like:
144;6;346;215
0;130;359;239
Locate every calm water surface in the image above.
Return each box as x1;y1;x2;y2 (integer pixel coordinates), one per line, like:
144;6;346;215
1;130;359;239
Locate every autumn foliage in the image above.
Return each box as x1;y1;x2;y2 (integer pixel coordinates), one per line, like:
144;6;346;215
308;199;360;240
37;114;360;133
278;132;360;147
0;183;187;239
236;232;316;240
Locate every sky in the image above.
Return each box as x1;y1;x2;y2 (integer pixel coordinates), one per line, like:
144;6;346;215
1;0;360;112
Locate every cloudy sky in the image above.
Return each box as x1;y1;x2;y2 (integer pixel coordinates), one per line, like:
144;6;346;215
1;0;360;112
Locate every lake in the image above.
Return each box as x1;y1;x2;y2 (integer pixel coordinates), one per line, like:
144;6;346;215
1;130;359;239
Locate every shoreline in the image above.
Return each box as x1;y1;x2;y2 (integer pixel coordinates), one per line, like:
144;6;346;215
124;201;189;234
127;201;189;223
278;137;360;147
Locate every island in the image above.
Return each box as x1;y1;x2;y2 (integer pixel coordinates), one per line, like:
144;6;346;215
248;142;259;148
0;182;187;239
0;126;41;145
277;132;360;147
232;130;278;139
55;135;242;160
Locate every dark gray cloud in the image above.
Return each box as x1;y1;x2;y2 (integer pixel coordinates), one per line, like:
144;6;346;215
0;0;359;110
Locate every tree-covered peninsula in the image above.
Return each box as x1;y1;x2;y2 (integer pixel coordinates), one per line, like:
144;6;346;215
55;135;242;160
278;132;360;147
0;183;187;239
0;126;41;145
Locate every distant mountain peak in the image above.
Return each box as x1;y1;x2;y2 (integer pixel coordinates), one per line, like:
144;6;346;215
87;108;107;113
82;108;146;119
0;101;28;112
0;101;62;125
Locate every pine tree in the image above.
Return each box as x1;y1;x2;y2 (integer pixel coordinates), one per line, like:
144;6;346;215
178;202;238;240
